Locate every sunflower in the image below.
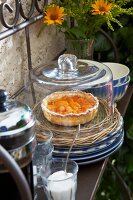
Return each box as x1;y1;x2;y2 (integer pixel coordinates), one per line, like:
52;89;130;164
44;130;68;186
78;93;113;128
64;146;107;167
91;0;112;15
43;5;65;25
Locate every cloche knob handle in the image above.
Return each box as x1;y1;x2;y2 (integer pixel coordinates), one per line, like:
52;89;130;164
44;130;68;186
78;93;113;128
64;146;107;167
58;54;78;72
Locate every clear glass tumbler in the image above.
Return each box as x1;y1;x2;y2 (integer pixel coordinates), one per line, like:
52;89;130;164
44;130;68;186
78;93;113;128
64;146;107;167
40;158;79;200
33;128;54;199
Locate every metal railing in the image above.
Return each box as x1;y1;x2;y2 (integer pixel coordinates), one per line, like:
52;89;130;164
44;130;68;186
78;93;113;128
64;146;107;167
0;0;48;99
0;0;47;40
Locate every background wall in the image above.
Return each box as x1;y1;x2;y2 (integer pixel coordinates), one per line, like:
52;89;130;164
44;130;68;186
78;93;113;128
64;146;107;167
0;18;65;96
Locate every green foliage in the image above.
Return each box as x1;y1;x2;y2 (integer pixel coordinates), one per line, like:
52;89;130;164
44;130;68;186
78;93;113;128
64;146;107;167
94;13;133;199
42;0;133;40
61;23;88;39
96;99;133;199
95;33;111;51
94;16;133;81
59;0;133;39
95;164;125;200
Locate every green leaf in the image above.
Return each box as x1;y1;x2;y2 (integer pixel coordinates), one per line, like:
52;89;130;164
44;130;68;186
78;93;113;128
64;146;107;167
125;154;133;174
66;26;87;39
94;32;111;52
127;125;133;140
117;27;133;49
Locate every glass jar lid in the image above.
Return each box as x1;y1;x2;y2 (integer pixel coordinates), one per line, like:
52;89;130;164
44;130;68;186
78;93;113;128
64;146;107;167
31;54;113;88
0;90;35;136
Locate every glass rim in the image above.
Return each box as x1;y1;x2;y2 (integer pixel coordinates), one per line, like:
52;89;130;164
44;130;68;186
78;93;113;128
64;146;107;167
40;158;78;182
36;129;53;145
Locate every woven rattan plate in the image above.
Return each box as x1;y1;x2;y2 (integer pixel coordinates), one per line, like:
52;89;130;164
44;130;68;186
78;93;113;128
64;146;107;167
33;99;121;147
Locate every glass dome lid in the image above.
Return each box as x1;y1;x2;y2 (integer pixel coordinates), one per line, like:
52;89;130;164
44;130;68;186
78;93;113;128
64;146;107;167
31;54;113;89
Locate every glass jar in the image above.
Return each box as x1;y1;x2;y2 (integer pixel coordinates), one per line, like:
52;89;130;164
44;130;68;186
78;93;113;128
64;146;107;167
65;38;95;60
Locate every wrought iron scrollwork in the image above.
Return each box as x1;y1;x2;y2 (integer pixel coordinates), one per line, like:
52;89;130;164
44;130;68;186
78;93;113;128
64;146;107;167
0;0;47;40
0;1;20;28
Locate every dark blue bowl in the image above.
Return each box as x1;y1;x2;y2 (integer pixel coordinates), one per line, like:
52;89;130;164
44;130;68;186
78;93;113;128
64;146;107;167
102;62;130;86
113;76;130;102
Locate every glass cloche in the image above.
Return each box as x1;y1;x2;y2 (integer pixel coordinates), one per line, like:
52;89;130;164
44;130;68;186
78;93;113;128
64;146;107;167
29;54;123;155
31;54;113;104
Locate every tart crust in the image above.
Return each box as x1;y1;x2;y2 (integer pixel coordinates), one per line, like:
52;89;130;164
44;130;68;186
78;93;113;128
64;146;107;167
41;91;99;126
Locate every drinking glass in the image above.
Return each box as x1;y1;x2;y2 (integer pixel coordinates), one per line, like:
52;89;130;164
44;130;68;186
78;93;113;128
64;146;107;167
32;128;54;199
40;158;79;200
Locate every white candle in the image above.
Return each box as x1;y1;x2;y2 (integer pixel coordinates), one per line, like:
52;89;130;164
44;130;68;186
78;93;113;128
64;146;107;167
46;170;77;200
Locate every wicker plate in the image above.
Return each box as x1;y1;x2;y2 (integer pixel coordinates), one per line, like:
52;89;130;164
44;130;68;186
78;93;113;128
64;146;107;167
33;98;121;147
54;115;123;150
53;130;124;159
53;128;123;156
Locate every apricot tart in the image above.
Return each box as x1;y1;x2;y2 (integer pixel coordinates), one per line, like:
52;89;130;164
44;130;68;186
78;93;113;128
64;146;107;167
41;91;99;126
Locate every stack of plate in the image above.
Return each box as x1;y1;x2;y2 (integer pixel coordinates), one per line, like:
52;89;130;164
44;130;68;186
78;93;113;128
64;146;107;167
53;116;124;165
34;97;124;165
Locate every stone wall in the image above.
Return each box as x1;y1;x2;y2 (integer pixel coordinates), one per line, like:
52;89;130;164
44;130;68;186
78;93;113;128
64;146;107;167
0;19;65;97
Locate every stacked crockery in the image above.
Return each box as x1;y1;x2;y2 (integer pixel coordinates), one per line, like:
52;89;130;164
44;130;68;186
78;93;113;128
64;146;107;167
32;55;126;165
103;62;130;102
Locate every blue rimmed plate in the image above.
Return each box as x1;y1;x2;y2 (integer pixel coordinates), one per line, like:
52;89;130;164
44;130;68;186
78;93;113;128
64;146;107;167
53;128;123;156
53;130;124;161
76;137;124;165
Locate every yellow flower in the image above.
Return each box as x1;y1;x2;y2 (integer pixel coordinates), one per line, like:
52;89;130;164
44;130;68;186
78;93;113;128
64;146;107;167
91;0;112;15
43;5;65;25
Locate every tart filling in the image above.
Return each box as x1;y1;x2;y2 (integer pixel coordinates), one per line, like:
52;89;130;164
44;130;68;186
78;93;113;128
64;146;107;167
41;91;99;126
